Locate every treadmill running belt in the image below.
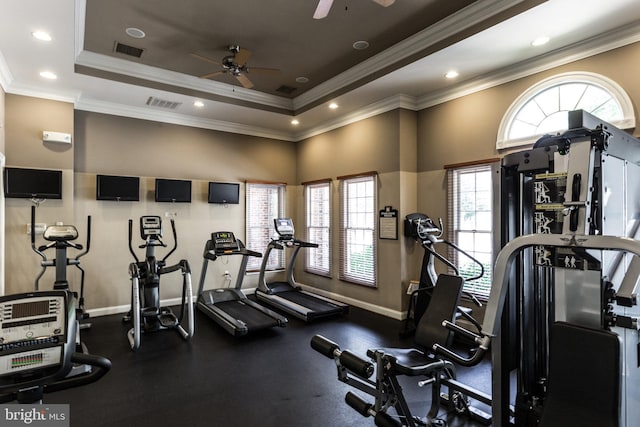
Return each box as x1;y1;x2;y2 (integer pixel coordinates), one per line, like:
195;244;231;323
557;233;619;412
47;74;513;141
278;290;344;314
216;300;280;331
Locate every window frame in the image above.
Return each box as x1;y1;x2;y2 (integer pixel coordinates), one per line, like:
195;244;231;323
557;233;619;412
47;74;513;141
245;181;286;272
304;180;332;277
447;162;496;299
496;72;635;150
338;173;378;287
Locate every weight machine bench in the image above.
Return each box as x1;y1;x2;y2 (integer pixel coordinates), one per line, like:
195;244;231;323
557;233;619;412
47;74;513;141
312;274;491;426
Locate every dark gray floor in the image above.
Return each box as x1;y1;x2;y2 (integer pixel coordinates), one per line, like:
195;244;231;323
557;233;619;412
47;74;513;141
47;305;492;427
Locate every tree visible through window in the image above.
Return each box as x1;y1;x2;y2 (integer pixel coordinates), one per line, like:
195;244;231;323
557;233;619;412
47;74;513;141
305;181;331;276
245;182;285;271
448;165;493;298
339;174;377;287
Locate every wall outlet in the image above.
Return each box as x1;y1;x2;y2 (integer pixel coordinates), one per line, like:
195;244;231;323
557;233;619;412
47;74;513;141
27;223;47;235
164;212;177;218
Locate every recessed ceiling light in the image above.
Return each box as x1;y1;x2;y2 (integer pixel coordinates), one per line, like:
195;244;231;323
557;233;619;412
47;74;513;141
531;36;550;47
295;77;309;84
353;40;369;50
193;101;204;107
126;27;146;39
329;103;338;109
32;31;52;42
445;70;459;79
291;119;300;125
39;71;57;80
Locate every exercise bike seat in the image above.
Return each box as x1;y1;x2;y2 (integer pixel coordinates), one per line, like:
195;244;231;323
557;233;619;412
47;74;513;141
369;274;464;376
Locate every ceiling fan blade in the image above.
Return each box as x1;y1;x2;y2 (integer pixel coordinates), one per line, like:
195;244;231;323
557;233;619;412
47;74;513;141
313;0;333;19
246;67;281;75
235;73;254;89
373;0;395;6
200;71;225;79
190;53;221;65
234;48;251;67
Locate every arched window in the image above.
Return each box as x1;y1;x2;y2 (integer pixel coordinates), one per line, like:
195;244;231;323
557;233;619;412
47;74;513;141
497;72;635;149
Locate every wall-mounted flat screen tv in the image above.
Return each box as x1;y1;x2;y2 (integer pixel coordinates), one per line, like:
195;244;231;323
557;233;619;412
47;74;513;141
96;174;140;201
4;167;63;199
208;182;240;204
155;178;192;203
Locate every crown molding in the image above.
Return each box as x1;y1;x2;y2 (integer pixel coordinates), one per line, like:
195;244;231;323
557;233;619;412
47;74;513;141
4;81;79;104
0;50;13;92
75;50;294;112
417;21;640;110
75;98;296;141
293;0;526;110
293;94;417;141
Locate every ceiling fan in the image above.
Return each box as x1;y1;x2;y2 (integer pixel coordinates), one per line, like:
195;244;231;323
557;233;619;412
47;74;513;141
313;0;395;19
190;45;280;89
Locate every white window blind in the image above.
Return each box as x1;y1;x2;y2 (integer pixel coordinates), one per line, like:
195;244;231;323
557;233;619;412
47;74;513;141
339;174;377;287
447;164;494;298
304;181;332;277
245;182;285;271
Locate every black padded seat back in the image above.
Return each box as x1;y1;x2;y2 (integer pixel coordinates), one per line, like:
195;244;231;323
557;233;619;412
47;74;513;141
539;321;620;427
414;274;464;351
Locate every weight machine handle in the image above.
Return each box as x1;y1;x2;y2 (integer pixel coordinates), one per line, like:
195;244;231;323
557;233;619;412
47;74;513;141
345;392;401;427
432;320;489;367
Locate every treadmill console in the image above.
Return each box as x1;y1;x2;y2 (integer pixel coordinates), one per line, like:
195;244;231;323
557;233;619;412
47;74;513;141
0;291;68;378
274;218;295;237
211;231;240;253
140;215;162;240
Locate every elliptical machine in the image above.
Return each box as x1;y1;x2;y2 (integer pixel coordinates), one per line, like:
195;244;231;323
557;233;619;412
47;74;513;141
30;205;92;327
402;213;483;337
124;215;194;351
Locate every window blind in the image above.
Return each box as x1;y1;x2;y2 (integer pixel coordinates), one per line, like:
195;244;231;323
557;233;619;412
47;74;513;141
338;173;377;287
304;180;332;277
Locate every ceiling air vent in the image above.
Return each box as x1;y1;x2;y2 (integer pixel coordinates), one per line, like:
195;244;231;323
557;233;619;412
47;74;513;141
276;85;297;95
114;41;144;58
146;96;182;110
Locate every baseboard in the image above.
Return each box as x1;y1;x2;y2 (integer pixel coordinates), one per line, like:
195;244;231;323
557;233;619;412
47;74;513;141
87;286;407;321
297;283;406;320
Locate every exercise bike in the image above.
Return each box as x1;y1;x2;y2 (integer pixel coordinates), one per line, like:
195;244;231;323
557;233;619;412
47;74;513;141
124;215;194;351
0;290;111;404
402;213;483;337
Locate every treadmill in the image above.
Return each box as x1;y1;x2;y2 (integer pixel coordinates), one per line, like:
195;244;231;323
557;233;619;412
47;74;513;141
197;231;288;336
255;218;349;321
